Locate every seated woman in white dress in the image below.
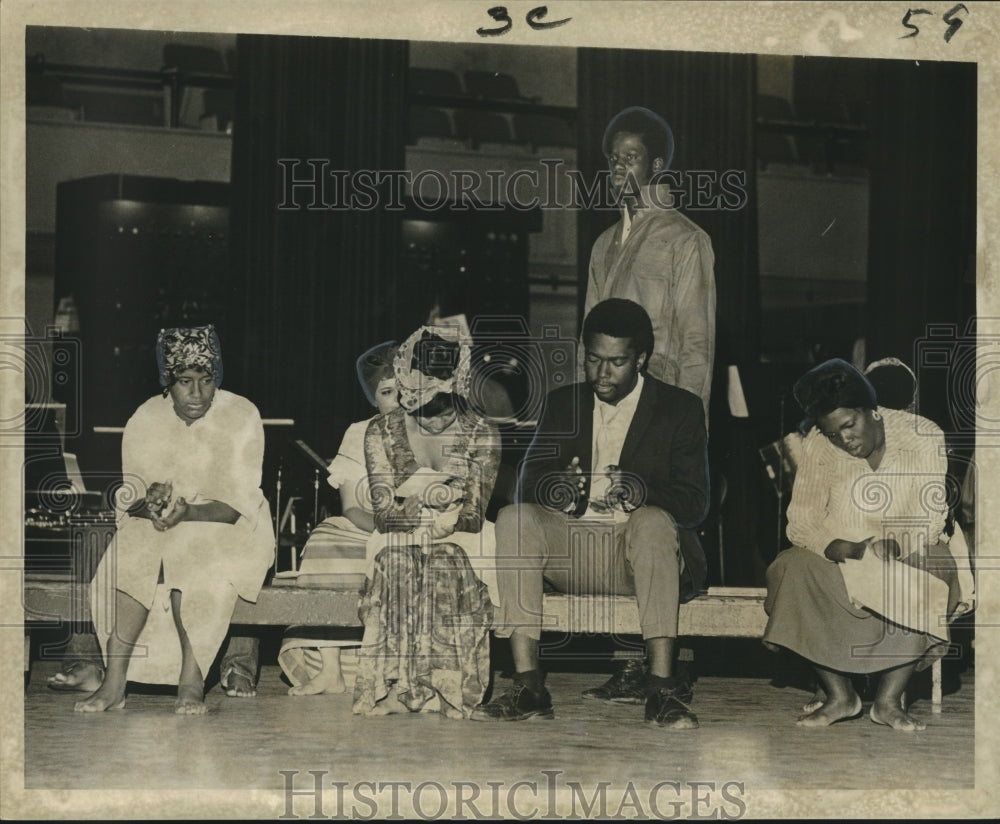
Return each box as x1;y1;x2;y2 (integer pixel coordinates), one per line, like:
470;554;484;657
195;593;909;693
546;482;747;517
278;341;399;695
76;325;275;714
763;359;974;731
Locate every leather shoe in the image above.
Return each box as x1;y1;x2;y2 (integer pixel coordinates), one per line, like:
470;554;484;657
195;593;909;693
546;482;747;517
471;681;554;721
645;676;699;729
581;658;648;704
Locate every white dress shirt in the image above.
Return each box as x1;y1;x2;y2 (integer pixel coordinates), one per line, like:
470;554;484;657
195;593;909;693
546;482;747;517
586;374;643;522
620;204;634;245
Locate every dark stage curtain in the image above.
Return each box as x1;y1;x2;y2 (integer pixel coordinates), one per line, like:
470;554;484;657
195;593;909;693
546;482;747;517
866;59;976;440
577;49;763;585
228;34;408;459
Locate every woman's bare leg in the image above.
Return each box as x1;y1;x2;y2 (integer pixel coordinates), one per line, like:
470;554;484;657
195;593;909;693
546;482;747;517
870;661;925;731
74;591;147;712
170;589;207;715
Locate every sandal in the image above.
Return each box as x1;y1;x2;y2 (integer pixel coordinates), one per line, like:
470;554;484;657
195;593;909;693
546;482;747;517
220;660;257;697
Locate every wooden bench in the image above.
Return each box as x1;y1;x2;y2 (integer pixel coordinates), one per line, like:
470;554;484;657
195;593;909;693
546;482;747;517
21;576;942;710
22;576;768;633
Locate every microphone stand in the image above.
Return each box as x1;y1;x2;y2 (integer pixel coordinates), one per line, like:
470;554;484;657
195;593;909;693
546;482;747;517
312;468;320;531
274;459;282;570
776;392;785;555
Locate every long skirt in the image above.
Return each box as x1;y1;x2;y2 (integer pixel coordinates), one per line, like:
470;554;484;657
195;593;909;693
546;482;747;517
352;542;493;719
278;516;366;687
763;546;947;674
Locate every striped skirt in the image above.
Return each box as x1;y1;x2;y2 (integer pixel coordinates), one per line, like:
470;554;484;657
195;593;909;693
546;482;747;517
278;516;368;688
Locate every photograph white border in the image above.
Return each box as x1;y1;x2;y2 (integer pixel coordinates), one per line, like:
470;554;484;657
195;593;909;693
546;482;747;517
2;1;997;818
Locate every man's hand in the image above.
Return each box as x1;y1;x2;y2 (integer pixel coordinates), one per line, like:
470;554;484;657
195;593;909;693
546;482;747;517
824;539;868;563
561;457;587;514
604;465;640;513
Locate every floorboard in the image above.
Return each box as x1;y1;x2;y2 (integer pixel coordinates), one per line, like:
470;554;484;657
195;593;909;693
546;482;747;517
24;659;974;798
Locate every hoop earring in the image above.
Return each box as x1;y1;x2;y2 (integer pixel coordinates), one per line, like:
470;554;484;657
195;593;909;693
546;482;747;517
872;410;882;421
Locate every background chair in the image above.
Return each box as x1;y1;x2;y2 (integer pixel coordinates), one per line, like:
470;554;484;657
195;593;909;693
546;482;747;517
464;69;532;101
512;113;575;152
409;67;465;98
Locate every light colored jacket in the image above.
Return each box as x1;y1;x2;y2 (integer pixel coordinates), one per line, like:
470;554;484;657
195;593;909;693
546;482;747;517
585;184;716;421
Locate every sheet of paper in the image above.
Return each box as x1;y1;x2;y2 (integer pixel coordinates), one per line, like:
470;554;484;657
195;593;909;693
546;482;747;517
394;467;457;500
839;552;951;640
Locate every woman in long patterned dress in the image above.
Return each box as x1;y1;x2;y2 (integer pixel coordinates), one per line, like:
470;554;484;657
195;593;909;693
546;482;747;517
352;326;500;719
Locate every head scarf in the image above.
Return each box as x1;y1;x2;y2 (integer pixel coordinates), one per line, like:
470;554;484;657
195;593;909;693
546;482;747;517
156;324;223;388
393;325;472;413
793;357;876;433
356;341;397;407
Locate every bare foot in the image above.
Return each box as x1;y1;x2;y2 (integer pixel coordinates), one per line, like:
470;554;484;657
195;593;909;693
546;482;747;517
802;688;826;714
175;695;207;714
174;678;207;715
49;661;104;693
222;669;257;698
795;694;862;727
368;684;409;716
74;682;125;712
869;703;926;732
288;667;346;696
174;698;207;715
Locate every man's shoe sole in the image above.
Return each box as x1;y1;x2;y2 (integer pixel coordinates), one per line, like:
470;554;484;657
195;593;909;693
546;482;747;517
521;708;555;721
582;692;644;705
471;708;555;722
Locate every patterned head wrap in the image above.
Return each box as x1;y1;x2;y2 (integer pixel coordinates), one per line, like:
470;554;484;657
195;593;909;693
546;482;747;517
156;324;223;388
356;341;398;407
393;325;472;413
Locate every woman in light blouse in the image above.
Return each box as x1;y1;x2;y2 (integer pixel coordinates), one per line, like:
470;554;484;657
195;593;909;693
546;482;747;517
763;359;974;731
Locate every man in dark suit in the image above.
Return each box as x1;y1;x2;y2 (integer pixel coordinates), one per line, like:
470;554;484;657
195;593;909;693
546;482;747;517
473;298;709;727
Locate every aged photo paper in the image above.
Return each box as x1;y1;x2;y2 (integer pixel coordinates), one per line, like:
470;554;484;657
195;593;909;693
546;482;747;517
1;0;997;819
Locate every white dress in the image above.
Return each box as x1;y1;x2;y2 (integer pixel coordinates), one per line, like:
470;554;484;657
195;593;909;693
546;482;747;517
90;390;275;683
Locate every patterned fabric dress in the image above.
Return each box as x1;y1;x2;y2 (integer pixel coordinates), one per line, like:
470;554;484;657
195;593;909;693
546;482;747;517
352;407;500;719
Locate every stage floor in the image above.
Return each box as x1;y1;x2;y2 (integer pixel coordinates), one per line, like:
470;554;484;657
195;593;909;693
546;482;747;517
23;655;974;803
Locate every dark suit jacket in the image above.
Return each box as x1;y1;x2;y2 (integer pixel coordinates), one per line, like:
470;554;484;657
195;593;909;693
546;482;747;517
517;375;709;600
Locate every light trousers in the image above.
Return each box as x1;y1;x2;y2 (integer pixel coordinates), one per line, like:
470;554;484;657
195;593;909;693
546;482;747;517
493;503;682;641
